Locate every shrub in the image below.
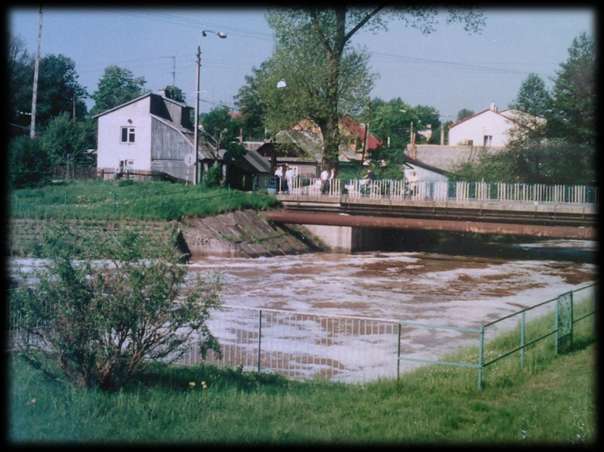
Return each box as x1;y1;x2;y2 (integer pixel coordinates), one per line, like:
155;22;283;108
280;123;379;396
10;225;223;390
9;136;52;188
203;163;222;188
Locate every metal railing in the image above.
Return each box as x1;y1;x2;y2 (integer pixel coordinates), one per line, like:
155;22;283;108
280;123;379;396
178;282;596;388
478;282;596;389
8;282;596;389
282;176;598;205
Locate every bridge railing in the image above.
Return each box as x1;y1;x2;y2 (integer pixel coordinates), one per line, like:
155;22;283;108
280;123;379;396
285;177;598;205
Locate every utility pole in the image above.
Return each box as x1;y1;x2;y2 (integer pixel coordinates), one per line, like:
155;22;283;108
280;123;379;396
193;46;201;185
30;6;43;139
361;121;369;165
170;56;176;86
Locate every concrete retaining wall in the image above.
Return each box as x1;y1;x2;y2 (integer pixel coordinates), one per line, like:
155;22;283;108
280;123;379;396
9;210;324;259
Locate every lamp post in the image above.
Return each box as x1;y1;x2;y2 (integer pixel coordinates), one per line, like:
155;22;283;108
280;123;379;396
193;29;227;185
271;80;287;173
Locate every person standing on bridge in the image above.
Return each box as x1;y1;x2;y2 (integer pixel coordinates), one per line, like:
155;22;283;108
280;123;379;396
274;165;283;193
285;165;294;194
320;167;330;195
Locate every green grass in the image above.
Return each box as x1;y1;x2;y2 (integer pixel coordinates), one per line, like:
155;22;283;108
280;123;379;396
9;298;596;444
10;180;279;221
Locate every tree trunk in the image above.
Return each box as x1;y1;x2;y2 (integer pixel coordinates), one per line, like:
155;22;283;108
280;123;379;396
321;31;344;174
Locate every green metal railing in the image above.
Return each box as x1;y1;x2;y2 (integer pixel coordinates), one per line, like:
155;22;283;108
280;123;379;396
396;282;596;390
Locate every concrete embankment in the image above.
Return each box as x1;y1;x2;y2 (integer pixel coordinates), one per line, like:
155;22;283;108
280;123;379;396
9;210;325;259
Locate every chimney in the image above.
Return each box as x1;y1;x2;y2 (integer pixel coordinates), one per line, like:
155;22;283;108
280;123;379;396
489;102;497;112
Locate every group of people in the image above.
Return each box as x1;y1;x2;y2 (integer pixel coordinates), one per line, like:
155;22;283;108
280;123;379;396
274;164;295;194
274;164;377;196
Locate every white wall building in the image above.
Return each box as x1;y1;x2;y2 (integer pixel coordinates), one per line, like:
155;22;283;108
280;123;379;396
448;103;544;148
95;92;201;182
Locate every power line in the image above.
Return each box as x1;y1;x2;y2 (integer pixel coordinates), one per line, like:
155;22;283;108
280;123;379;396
369;50;548;76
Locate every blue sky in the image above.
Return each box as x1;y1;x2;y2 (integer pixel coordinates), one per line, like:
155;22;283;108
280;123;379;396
8;7;594;120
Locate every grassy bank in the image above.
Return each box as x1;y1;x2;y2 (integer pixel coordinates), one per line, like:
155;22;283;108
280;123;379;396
9;298;595;444
10;180;278;221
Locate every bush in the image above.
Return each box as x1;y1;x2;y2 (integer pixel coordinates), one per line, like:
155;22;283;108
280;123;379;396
9;136;52;188
10;225;223;390
203;163;222;188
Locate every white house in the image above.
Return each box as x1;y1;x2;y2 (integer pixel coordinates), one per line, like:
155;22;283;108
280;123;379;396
448;103;544;148
95;92;201;182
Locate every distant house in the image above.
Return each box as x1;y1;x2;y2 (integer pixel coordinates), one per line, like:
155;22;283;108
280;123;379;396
402;155;452;184
448;103;545;148
287;116;383;163
225;148;271;191
255;141;319;177
95;92;228;183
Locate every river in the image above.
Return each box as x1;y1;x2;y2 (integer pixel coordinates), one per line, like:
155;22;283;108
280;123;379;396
10;238;596;383
183;238;595;382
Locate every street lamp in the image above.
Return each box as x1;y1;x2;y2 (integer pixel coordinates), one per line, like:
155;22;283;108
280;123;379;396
202;30;227;39
193;29;228;185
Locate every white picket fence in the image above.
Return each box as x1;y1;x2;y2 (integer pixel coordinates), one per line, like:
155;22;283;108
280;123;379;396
284;177;598;205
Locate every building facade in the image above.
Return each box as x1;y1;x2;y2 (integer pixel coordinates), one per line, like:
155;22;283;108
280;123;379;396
95;93;199;182
448;103;543;148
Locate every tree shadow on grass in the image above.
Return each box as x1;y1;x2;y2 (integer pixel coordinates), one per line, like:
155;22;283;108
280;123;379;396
125;362;293;394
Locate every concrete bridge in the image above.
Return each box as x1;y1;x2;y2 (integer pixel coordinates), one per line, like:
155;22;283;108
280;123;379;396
264;178;597;251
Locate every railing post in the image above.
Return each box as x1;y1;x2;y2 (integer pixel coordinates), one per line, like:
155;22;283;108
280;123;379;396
555;298;559;355
397;322;401;381
570;291;574;349
520;311;526;369
257;309;262;373
477;325;485;390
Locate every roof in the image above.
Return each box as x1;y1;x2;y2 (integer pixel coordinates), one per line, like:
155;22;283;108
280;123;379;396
406;144;497;173
92;92;192;119
339;115;382;151
242;149;271;173
403;155;453;177
151;114;194;139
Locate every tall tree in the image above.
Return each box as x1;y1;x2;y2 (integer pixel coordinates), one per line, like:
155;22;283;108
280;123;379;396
36;54;88;127
200;105;244;157
266;7;485;171
8;36;34;129
234;61;271;140
509;73;551;117
456;108;475;122
91;66;147;115
164;85;186;103
547;32;595;145
8;43;87;131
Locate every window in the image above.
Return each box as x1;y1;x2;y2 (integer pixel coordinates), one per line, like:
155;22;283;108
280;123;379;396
483;135;493;147
121;127;135;143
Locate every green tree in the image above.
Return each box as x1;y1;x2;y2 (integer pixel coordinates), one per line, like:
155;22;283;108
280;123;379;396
8;36;34;130
234;61;271;140
10;226;222;390
456;108;475;122
8;45;88;131
91;66;147;115
266;8;485;171
547;33;595;145
8;136;52;188
164;84;186;103
40;113;96;175
201;105;242;153
510;73;552;117
37;55;88;127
